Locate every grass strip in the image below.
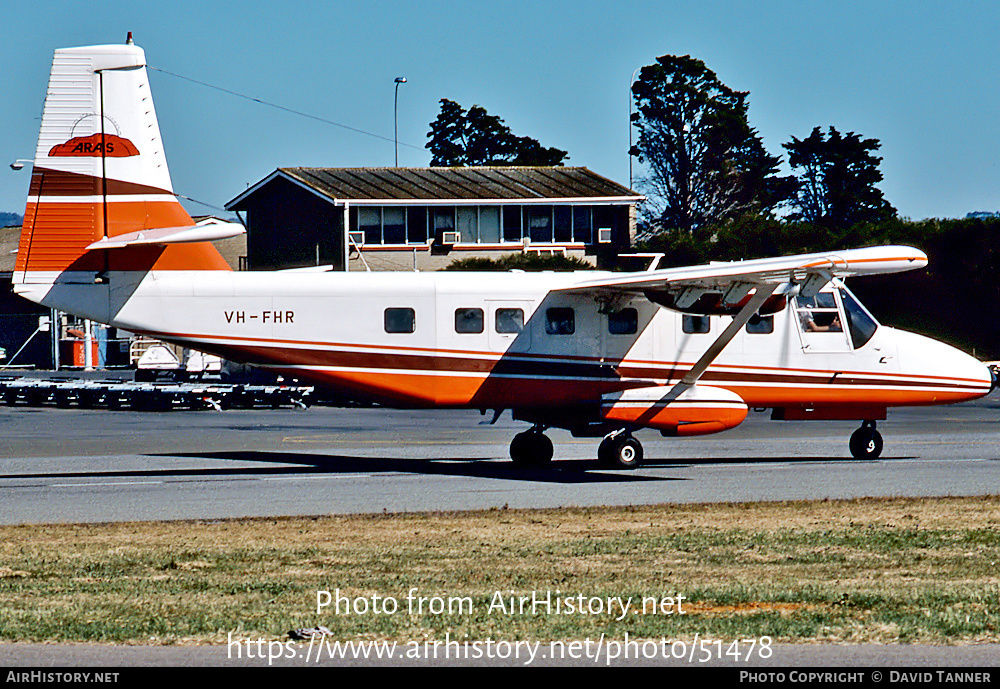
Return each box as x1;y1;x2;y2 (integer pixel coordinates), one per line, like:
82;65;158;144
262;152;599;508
1;496;999;644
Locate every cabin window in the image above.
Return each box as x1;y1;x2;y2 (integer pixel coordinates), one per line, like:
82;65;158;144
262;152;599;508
682;315;710;334
455;308;484;334
608;308;638;335
384;307;415;333
545;307;575;335
745;314;774;334
495;308;524;334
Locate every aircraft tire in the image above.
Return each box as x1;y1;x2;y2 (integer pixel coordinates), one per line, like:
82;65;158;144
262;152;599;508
510;431;553;467
849;427;883;459
598;434;643;470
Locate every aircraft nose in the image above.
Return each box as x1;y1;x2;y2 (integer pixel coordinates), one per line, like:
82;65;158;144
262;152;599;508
895;329;993;403
943;347;993;400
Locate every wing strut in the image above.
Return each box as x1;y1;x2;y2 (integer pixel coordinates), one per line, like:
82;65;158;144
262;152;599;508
679;283;779;386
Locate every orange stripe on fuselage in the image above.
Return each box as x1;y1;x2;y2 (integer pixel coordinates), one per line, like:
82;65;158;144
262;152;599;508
135;330;990;410
274;368;985;410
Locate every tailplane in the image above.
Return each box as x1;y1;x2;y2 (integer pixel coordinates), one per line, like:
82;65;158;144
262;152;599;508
15;37;230;286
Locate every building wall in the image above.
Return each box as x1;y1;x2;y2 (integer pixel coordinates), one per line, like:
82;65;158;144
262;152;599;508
0;274;53;368
243;178;345;271
239;177;634;272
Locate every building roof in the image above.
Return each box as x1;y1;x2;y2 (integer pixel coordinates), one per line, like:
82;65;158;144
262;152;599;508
227;167;643;209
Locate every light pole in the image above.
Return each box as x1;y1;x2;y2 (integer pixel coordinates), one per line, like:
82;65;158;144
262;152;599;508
629;67;641;190
8;158;60;371
394;77;407;166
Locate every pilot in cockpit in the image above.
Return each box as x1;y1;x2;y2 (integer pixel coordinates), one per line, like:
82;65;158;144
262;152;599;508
804;314;842;332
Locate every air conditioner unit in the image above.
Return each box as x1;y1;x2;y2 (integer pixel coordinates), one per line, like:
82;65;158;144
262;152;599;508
348;230;366;247
441;231;461;245
597;228;612;244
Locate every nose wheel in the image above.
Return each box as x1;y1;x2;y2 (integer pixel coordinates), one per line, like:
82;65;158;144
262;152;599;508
509;428;553;467
598;431;644;469
849;421;883;459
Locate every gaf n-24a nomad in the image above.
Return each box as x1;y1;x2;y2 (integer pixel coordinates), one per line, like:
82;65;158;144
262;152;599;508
14;40;994;468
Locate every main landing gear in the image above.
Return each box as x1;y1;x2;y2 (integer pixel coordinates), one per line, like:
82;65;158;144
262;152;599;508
509;426;553;467
598;430;644;469
849;420;883;459
508;427;645;469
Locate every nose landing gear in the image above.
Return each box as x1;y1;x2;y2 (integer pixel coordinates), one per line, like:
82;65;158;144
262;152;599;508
849;420;883;459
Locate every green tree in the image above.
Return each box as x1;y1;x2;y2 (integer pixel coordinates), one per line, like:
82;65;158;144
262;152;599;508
783;126;896;228
630;55;794;236
426;99;568;167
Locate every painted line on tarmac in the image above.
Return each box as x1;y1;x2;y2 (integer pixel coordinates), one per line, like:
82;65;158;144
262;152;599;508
49;480;165;487
44;473;422;488
260;473;420;481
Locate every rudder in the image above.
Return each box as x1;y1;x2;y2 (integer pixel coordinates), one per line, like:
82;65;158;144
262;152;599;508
15;38;229;285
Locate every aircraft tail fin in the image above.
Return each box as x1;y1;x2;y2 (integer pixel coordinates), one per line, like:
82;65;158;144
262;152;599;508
15;38;229;285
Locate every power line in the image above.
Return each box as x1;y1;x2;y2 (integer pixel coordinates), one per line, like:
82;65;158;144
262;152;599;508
148;66;425;151
171;191;230;213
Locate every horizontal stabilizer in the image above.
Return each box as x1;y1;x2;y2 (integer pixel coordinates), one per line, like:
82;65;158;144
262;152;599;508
85;221;245;250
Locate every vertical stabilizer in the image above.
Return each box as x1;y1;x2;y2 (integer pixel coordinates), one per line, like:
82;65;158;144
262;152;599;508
16;40;228;284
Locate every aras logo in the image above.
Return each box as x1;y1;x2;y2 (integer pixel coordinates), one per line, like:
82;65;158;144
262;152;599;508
49;134;139;158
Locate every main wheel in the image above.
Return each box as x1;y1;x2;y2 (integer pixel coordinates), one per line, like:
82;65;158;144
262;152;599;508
509;431;553;467
598;434;644;469
849;427;883;459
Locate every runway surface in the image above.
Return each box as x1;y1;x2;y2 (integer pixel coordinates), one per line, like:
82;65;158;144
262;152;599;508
2;391;999;524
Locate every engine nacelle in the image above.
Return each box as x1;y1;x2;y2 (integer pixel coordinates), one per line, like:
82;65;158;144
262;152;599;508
600;384;748;437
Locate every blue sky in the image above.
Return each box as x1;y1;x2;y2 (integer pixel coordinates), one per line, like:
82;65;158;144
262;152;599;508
3;0;999;221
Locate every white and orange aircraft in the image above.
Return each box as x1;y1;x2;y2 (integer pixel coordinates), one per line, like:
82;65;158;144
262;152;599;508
13;40;994;468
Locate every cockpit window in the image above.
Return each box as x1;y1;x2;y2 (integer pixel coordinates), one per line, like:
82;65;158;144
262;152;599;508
794;294;842;333
839;287;878;349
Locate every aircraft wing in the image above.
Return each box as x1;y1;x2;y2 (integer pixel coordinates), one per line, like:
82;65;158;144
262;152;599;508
559;245;928;388
559;245;927;306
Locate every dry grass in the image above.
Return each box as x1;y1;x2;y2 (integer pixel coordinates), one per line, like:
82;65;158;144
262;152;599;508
1;496;999;644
